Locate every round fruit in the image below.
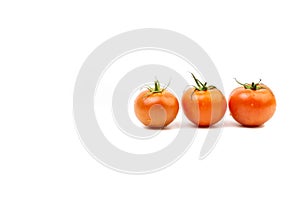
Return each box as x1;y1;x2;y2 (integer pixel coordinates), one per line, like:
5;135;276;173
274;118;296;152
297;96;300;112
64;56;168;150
134;80;179;128
229;79;276;127
182;73;227;127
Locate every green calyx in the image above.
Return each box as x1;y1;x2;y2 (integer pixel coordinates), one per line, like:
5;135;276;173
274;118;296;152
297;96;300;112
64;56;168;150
234;78;263;90
191;73;215;91
145;79;169;94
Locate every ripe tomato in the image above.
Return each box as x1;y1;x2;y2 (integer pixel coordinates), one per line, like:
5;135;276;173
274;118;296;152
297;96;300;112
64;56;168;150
134;80;179;128
229;79;276;127
182;73;227;127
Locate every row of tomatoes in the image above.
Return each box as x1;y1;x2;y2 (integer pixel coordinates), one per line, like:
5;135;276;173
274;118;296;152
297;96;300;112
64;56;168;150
134;73;276;128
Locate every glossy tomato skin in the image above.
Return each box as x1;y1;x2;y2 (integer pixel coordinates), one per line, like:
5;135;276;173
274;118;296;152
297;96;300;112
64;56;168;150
229;85;276;126
134;90;179;128
182;87;227;127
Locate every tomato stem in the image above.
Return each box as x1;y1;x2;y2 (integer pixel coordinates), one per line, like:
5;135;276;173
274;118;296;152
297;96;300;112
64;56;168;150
154;80;160;91
234;78;263;90
145;79;169;95
190;73;215;91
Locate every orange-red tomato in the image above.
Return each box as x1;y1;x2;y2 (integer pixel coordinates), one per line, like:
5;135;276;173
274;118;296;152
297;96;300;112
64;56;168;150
134;81;179;128
229;80;276;127
181;73;227;127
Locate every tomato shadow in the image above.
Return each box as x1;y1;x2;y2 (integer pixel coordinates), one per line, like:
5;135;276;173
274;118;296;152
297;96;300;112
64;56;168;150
181;119;266;129
178;122;199;129
162;121;182;130
143;121;182;130
211;119;265;129
143;119;265;130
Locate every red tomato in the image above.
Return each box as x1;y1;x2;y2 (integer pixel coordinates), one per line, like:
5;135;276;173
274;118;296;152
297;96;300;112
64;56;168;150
182;73;227;127
134;80;179;128
229;79;276;127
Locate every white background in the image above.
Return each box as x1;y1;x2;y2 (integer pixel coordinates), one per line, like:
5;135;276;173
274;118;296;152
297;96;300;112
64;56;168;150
1;0;299;199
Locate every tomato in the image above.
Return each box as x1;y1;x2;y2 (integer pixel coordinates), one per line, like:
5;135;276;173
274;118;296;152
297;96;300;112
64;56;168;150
229;79;276;127
182;73;227;127
134;80;179;128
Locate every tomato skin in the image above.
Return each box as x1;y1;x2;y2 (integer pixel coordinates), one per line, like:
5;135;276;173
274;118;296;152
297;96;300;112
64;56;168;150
229;85;276;126
134;90;179;128
182;87;227;127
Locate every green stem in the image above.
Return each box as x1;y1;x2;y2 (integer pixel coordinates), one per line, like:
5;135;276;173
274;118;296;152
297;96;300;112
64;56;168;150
154;80;160;91
190;73;215;91
234;78;263;90
145;79;169;94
